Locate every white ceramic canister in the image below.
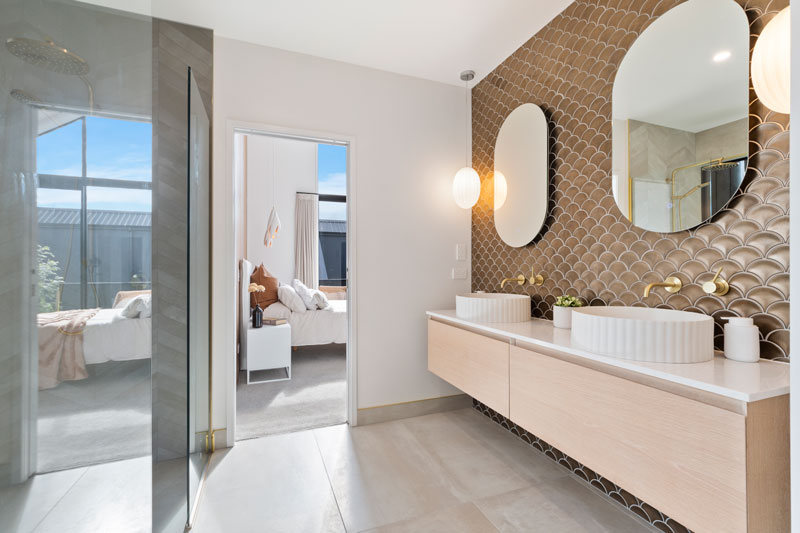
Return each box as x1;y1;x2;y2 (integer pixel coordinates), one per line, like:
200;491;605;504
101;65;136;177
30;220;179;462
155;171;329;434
722;316;760;363
552;306;572;329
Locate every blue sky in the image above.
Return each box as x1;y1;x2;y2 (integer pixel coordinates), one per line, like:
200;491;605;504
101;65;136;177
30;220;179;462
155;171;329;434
36;115;152;211
37;118;348;220
317;143;347;221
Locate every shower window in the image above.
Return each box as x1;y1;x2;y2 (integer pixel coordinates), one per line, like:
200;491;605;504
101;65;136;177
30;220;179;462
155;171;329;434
36;115;152;310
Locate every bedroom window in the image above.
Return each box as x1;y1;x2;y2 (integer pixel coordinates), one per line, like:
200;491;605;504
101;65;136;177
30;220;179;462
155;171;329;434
37;114;152;310
318;143;347;288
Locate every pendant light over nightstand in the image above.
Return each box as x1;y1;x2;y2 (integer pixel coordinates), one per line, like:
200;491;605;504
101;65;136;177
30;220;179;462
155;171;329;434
452;70;480;209
264;140;281;248
264;206;280;248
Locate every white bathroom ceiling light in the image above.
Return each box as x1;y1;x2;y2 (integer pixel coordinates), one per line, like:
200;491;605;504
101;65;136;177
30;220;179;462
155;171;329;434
712;50;731;62
452;70;480;209
752;6;790;114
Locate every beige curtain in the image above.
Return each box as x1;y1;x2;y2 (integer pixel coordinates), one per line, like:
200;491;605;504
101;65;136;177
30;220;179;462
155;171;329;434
294;192;319;289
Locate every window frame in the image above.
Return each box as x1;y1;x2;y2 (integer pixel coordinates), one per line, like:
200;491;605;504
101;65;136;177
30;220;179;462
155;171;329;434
318;194;346;287
37;115;153;309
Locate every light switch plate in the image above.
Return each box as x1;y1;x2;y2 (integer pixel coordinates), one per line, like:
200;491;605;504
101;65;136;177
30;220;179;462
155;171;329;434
455;243;467;261
452;267;467;280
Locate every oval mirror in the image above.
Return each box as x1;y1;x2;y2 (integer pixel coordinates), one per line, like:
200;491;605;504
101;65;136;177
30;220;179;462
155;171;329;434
494;103;548;247
611;0;749;233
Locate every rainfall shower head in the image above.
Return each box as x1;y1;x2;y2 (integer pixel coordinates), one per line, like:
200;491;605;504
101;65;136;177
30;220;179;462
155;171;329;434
6;37;96;112
9;88;42;105
702;161;741;172
5;37;89;76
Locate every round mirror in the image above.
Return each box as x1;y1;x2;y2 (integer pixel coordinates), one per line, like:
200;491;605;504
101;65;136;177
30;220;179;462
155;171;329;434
494;103;548;247
611;0;749;233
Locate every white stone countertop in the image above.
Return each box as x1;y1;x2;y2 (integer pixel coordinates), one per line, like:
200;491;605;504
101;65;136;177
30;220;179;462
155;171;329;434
427;310;790;403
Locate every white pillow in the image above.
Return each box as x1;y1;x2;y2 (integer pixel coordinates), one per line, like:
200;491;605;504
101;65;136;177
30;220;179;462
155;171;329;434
311;289;331;310
140;296;153;318
292;279;319;310
120;294;151;318
278;285;306;313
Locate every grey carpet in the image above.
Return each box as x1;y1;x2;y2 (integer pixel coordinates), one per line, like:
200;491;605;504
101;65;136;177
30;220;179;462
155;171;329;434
37;359;151;473
236;344;346;440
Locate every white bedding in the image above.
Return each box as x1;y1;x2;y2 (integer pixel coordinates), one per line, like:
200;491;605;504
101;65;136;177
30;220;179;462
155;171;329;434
263;299;348;346
83;308;152;365
289;299;347;346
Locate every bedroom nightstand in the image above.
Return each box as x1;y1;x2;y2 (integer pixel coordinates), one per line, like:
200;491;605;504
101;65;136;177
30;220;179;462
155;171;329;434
246;323;291;384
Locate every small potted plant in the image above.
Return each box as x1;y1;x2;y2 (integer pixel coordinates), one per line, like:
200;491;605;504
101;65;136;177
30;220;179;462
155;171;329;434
553;295;583;329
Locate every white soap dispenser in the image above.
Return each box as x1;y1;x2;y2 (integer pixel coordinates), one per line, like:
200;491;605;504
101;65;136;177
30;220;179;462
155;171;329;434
721;317;760;363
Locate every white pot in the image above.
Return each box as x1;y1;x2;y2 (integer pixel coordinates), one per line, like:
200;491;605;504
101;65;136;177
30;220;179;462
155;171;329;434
552;306;573;329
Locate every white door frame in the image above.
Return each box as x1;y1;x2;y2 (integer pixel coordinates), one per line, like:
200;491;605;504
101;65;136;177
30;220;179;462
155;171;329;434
222;119;358;446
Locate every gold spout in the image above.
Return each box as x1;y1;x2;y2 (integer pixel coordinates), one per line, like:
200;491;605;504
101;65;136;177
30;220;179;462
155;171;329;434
643;276;682;298
500;274;525;289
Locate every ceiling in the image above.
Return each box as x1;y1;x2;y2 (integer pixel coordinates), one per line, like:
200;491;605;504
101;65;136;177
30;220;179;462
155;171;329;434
83;0;573;86
612;0;749;133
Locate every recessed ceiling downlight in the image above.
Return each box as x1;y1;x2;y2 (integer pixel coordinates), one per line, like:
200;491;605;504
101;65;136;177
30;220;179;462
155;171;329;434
713;50;731;63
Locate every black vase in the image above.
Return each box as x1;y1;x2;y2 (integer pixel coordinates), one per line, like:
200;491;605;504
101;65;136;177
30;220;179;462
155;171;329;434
252;303;263;328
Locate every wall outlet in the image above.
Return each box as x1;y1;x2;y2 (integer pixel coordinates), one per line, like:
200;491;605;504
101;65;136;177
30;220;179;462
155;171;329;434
455;243;467;261
452;267;467;280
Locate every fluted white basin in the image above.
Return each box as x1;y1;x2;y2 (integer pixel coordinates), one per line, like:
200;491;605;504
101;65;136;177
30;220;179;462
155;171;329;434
571;307;714;363
455;293;531;323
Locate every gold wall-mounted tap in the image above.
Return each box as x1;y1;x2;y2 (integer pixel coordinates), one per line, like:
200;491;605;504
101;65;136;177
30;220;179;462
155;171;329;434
500;274;525;289
529;268;544;286
643;276;682;298
702;267;730;296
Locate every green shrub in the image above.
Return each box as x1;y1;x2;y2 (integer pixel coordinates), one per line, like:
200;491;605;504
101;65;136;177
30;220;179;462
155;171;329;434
38;245;63;313
554;295;583;308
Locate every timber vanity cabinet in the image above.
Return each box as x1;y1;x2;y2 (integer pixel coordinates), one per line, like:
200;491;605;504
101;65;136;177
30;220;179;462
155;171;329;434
426;313;790;533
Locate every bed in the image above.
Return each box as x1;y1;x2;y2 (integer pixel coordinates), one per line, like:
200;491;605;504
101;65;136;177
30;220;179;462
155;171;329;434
83;308;152;365
37;294;152;389
240;259;347;349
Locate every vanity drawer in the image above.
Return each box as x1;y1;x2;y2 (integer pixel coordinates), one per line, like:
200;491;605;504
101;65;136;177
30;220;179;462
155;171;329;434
510;346;747;533
428;319;509;417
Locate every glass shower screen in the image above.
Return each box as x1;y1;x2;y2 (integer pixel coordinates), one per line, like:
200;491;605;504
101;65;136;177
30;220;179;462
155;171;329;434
187;66;211;526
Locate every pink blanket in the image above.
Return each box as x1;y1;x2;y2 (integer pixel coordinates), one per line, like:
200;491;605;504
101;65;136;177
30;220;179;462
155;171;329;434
37;308;99;390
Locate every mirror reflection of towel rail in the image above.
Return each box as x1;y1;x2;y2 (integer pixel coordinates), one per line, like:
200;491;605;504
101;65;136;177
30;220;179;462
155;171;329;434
671;182;710;231
666;153;746;230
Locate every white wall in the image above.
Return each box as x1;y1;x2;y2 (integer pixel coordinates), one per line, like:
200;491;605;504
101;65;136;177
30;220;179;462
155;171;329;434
243;134;317;283
212;37;471;438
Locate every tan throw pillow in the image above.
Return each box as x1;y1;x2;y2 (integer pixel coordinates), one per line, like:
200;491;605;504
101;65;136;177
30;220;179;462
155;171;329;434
113;289;152;309
250;263;279;309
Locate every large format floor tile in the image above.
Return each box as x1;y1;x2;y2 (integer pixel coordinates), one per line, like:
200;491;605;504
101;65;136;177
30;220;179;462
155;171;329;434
412;410;568;492
33;456;151;533
475;477;650;533
364;502;498;533
313;420;462;532
192;430;344;533
0;467;87;533
193;408;653;533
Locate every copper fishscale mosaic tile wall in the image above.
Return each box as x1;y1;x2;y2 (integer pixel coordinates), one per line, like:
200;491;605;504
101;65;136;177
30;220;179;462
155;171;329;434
471;0;790;359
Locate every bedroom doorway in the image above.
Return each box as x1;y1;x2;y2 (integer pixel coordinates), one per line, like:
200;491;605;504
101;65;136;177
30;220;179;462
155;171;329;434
232;128;352;441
